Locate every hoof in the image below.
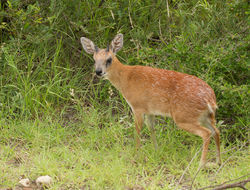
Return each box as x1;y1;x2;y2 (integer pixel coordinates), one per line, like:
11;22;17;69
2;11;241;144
198;162;219;171
205;162;218;168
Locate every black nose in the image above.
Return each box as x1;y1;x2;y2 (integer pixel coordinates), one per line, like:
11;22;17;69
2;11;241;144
96;69;102;76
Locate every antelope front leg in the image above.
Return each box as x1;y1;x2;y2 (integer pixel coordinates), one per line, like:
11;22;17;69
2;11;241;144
145;115;158;150
134;111;144;149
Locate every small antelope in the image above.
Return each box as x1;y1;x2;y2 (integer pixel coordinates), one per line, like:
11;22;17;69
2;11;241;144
80;34;221;167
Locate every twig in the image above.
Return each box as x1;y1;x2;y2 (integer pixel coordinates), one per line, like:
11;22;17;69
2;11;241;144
190;165;203;189
166;0;172;42
166;0;170;18
128;0;134;29
158;18;167;46
110;10;115;20
159;18;162;38
180;131;221;189
198;177;250;190
214;141;247;176
177;145;203;186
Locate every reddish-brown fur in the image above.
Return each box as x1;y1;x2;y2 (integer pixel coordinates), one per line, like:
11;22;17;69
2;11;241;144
80;34;221;168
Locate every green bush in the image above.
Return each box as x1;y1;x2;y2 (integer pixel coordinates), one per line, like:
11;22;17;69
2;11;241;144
0;0;248;141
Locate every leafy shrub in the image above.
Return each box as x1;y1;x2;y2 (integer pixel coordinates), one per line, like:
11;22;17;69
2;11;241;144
0;0;248;141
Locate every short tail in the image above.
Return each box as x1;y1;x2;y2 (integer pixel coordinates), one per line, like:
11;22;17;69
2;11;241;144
207;103;217;114
205;103;218;136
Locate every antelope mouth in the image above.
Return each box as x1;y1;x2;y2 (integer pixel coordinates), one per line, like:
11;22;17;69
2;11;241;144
95;72;107;79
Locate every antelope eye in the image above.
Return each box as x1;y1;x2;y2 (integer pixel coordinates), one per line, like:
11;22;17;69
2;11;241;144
106;58;112;67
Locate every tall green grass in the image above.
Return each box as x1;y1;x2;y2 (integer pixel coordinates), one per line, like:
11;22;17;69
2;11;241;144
1;0;248;140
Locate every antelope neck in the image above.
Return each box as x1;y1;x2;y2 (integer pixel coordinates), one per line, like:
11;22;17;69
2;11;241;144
106;56;127;91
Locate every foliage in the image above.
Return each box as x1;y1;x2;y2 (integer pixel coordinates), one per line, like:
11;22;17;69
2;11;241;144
0;0;249;149
1;0;248;140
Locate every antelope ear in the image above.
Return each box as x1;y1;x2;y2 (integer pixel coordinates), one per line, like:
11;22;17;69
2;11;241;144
110;34;123;54
80;37;96;54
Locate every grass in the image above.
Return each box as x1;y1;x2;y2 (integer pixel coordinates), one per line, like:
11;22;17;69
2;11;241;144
0;108;249;189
